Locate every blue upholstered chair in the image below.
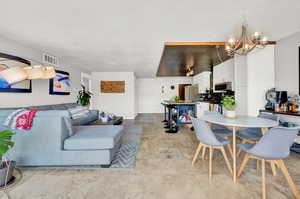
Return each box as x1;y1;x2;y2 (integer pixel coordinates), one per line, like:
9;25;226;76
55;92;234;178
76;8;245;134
191;117;232;179
237;127;300;199
204;111;233;156
236;112;279;157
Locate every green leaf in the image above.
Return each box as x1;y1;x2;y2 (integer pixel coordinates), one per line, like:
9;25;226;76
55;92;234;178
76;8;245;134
221;96;236;111
0;130;15;156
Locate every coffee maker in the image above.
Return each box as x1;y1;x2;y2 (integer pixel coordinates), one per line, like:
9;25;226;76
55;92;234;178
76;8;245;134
265;89;288;110
276;91;288;105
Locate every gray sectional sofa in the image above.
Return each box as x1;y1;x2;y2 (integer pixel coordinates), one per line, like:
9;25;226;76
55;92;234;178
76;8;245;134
0;103;99;126
0;103;124;167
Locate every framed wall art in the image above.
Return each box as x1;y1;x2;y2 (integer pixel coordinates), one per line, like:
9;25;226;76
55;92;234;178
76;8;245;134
0;52;32;93
49;70;70;95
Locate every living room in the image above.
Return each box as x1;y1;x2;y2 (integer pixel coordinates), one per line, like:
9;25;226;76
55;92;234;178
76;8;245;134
1;1;300;199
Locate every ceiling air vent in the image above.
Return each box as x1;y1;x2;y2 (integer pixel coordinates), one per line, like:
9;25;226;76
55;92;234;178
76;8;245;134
42;53;58;67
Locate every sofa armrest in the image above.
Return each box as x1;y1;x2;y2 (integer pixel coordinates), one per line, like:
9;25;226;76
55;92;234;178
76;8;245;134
90;110;99;118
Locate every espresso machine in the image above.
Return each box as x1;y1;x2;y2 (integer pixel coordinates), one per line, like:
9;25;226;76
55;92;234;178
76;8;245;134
276;91;288;105
265;89;288;110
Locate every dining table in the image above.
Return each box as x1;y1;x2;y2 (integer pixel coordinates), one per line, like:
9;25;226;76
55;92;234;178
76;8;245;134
201;114;279;183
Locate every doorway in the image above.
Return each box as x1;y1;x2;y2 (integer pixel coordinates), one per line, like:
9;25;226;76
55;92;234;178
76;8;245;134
178;84;191;100
81;73;92;92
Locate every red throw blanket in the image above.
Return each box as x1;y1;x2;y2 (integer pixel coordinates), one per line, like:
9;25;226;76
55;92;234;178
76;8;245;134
15;109;39;130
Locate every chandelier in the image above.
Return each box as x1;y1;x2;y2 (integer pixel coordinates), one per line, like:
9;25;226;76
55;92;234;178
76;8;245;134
225;24;269;56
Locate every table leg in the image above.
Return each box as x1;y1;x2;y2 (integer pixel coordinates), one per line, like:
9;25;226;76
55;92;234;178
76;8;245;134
261;128;268;134
232;126;237;183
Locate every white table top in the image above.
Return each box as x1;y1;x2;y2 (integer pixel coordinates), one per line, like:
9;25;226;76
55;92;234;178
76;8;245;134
201;114;279;128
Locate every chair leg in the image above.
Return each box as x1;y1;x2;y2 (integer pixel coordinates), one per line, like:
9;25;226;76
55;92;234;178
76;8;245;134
192;143;202;166
257;159;260;171
227;144;233;159
262;159;266;199
237;139;246;157
270;161;277;176
209;146;214;180
237;153;250;177
220;146;232;174
277;159;300;199
202;146;206;160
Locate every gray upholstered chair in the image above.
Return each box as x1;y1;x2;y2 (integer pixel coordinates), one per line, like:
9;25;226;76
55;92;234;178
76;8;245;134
191;117;232;179
204;111;233;156
237;126;300;199
236;112;279;157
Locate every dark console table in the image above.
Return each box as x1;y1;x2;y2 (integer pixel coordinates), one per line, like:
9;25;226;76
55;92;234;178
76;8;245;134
90;117;123;125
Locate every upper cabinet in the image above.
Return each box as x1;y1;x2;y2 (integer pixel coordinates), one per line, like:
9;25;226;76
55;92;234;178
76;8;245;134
213;59;234;90
193;71;211;93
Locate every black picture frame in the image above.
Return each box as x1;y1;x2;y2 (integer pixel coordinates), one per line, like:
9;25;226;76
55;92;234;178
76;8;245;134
0;52;32;93
49;70;70;95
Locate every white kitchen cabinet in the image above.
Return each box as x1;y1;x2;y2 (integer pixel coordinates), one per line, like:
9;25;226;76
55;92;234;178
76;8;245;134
196;102;210;118
213;59;234;89
193;71;211;93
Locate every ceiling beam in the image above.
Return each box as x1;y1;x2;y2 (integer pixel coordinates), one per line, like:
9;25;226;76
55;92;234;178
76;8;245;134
165;42;226;46
165;41;276;46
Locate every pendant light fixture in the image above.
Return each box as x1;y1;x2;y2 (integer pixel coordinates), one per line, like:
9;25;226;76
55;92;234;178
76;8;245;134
0;65;56;85
225;23;269;56
42;66;56;79
0;67;28;84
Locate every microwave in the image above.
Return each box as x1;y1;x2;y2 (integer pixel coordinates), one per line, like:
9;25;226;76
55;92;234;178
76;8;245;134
214;82;232;91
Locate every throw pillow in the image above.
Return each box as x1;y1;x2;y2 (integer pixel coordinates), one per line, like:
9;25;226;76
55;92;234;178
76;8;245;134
68;106;90;119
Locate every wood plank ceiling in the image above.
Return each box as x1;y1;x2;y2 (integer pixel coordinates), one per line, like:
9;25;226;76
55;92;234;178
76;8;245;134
156;42;231;77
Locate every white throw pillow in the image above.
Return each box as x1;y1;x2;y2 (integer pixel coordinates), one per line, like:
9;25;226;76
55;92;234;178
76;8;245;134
68;106;90;119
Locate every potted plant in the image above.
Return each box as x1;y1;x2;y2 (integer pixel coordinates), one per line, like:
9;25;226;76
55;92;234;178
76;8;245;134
221;96;237;118
0;130;15;187
77;85;93;107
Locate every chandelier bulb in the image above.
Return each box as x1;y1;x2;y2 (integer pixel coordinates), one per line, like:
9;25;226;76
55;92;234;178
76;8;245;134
228;38;235;45
253;32;261;39
261;36;268;44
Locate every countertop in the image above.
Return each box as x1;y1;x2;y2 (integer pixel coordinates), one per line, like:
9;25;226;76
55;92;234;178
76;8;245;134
260;109;300;117
163;100;198;105
163;100;220;105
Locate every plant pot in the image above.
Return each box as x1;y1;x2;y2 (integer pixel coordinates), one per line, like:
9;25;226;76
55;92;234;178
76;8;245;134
0;161;15;187
225;110;236;118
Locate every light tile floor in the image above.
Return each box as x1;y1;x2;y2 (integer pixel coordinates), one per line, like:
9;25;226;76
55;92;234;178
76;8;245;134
1;113;299;199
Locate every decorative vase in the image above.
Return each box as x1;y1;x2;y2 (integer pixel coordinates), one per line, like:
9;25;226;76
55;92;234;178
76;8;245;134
0;161;15;187
225;110;236;118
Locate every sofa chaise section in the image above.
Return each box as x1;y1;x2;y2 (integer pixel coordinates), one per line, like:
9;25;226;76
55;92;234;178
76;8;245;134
64;126;123;150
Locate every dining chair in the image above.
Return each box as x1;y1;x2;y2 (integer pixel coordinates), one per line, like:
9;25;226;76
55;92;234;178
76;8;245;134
236;112;279;157
237;126;300;199
204;111;233;157
191;117;232;179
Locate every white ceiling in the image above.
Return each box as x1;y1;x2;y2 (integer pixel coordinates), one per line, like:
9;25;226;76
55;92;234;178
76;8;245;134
1;0;300;77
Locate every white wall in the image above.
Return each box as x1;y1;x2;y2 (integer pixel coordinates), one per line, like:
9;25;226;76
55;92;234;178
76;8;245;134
234;55;248;115
0;36;86;108
247;46;275;116
193;71;211;93
137;77;192;113
91;72;136;119
275;31;300;95
234;46;275;116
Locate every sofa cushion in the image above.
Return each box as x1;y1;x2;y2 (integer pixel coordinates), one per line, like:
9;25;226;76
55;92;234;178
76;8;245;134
64;125;124;150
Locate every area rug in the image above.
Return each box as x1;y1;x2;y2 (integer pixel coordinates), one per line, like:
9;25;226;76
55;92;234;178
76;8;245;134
18;125;143;170
109;125;142;168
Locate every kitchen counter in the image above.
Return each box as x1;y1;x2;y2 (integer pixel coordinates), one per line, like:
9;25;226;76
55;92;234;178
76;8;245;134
164;100;199;105
260;109;300;117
